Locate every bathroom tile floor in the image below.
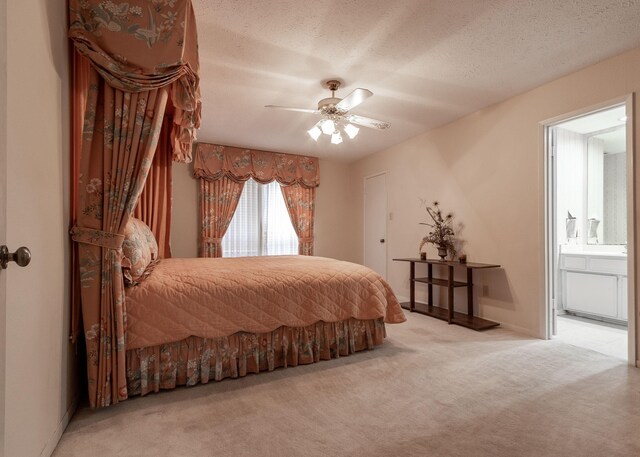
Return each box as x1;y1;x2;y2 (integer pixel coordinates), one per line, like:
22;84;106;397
555;314;627;360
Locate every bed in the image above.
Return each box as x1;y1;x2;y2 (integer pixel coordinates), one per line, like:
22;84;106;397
123;254;406;396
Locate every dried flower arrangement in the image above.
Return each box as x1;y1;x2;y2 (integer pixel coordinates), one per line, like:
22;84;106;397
418;200;457;260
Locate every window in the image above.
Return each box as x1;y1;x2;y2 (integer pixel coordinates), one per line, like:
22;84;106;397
222;179;298;257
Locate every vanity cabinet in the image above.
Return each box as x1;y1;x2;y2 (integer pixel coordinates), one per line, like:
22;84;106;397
559;253;627;322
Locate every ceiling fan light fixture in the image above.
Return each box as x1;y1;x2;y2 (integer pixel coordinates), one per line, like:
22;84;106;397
321;119;335;135
307;125;322;141
267;79;390;145
343;123;359;139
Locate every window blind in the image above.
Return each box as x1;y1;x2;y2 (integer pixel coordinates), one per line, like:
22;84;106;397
223;179;298;257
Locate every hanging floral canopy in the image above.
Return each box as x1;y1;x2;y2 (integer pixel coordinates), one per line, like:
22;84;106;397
69;0;201;161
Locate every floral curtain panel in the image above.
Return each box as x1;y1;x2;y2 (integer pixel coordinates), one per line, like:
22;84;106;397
194;143;320;257
134;116;174;258
70;50;92;343
194;143;320;188
69;0;201;162
282;184;316;255
199;177;245;257
72;68;168;407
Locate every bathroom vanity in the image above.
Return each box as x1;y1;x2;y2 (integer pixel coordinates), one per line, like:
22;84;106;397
559;247;627;322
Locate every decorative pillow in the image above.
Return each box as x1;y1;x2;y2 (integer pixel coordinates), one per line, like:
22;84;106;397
122;217;159;285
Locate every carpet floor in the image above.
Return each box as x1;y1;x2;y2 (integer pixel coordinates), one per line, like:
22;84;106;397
53;312;640;457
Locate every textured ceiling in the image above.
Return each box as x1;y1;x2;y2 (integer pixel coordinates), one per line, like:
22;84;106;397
193;0;640;162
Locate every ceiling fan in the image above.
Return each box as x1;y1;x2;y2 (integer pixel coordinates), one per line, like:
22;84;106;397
265;80;390;144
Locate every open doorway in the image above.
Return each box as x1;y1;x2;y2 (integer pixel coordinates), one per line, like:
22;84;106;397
544;101;634;362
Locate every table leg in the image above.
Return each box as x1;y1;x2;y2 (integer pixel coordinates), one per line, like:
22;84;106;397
448;265;454;324
427;264;433;306
467;269;473;316
410;261;415;312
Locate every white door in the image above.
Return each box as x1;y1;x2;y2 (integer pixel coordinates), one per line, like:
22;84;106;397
2;2;73;455
0;0;7;453
364;173;387;278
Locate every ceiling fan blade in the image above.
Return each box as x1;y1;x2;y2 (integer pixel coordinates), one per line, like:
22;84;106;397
265;105;318;114
335;88;373;112
346;114;390;130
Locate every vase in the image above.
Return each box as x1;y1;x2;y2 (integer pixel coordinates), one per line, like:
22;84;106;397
437;245;448;260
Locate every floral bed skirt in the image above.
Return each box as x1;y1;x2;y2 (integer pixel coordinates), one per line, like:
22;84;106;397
126;318;386;397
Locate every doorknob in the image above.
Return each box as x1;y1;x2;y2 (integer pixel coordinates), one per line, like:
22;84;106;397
380;239;385;243
0;245;31;269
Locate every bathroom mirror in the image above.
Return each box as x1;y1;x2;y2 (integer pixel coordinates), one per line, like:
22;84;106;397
587;127;626;245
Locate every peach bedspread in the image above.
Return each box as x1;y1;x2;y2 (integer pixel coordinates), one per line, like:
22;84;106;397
125;256;405;350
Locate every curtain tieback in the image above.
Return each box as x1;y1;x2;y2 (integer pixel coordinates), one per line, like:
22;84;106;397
299;237;314;244
202;237;222;245
70;226;125;250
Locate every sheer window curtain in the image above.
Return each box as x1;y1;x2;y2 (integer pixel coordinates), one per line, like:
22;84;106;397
222;179;260;257
223;179;298;257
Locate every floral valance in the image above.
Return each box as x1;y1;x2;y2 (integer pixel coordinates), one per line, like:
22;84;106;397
194;143;320;188
68;0;201;162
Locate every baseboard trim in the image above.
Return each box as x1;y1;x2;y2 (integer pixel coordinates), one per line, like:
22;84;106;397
497;321;540;338
40;395;79;457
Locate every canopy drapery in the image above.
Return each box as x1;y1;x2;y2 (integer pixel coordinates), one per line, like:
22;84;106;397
69;0;201;162
194;143;319;257
69;0;200;408
134;116;174;258
70;50;92;344
73;72;169;407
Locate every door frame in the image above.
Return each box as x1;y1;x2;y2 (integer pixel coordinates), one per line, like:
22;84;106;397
541;94;636;366
363;171;388;278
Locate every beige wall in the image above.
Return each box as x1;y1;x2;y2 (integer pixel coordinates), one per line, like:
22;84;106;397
171;162;199;258
313;160;357;262
169;48;640;354
349;46;640;341
5;1;76;456
171;158;355;261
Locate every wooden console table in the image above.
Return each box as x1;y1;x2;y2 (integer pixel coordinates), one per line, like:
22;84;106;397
393;258;501;331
